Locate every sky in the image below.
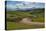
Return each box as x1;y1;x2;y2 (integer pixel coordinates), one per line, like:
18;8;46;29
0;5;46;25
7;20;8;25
5;0;44;3
5;1;45;10
5;0;43;2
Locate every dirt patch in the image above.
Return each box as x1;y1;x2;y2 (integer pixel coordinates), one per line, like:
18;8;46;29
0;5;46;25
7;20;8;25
19;17;44;26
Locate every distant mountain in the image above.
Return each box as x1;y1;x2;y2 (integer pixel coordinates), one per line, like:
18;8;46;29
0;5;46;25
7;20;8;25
31;8;44;13
12;8;44;12
6;6;44;11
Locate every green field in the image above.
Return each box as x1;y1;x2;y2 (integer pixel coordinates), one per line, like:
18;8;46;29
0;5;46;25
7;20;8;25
6;8;45;30
7;22;44;30
7;11;44;22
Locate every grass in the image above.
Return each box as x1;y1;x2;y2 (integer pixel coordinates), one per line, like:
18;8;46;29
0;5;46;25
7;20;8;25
7;11;44;22
7;22;44;30
6;10;44;30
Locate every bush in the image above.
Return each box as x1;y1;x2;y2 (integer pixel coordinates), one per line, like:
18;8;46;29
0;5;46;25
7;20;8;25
7;17;23;22
7;17;14;22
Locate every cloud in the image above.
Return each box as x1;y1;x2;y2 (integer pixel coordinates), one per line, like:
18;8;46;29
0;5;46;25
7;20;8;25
6;1;45;10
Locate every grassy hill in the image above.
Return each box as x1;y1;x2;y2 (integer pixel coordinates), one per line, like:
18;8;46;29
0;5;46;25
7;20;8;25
6;8;45;30
7;8;44;22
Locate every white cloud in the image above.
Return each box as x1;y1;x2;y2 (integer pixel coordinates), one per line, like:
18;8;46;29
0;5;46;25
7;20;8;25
7;2;33;9
6;1;44;10
17;3;33;8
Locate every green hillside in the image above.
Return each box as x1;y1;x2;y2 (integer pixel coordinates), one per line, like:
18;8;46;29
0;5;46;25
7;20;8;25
7;8;44;22
6;8;45;30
